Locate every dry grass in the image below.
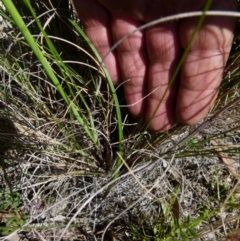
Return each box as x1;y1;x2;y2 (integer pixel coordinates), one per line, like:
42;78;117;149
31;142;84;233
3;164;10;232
0;1;240;240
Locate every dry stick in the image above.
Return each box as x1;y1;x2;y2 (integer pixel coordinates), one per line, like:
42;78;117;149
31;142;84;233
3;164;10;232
101;11;240;65
175;97;240;149
131;96;240;175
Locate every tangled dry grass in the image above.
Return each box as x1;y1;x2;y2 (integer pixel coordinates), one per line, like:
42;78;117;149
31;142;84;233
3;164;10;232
0;1;240;240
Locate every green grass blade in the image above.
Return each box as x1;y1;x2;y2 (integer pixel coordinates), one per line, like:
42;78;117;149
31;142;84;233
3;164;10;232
146;0;214;130
69;20;124;176
2;0;97;143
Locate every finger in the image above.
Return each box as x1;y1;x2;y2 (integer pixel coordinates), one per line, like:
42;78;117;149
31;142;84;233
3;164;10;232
72;0;120;84
111;18;148;116
177;11;236;124
145;23;181;131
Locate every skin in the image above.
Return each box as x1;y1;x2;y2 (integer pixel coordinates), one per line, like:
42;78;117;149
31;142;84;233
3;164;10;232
72;0;237;132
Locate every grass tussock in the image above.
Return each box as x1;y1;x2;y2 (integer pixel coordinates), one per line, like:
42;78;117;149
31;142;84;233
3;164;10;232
0;0;240;240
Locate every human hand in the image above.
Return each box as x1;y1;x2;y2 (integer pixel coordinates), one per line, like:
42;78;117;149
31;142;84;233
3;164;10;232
72;0;237;131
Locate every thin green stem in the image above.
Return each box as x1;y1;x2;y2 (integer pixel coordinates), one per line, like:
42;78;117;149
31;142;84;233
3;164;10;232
70;20;124;178
2;0;97;143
